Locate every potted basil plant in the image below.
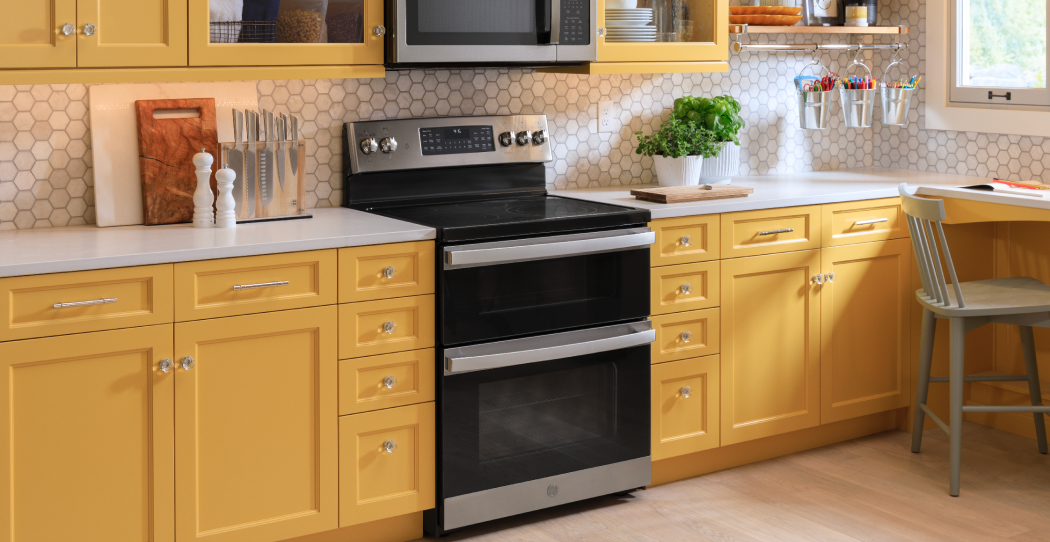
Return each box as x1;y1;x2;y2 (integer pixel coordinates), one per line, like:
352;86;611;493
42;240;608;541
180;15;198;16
672;95;745;184
635;115;718;187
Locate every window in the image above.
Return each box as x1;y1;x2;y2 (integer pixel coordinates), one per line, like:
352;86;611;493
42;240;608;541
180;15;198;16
950;0;1049;106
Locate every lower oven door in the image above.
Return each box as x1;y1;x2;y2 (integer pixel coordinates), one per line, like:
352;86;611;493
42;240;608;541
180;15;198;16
438;321;653;531
441;227;653;346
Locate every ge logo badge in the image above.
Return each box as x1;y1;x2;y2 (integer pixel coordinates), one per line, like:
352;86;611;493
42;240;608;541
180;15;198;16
547;484;558;497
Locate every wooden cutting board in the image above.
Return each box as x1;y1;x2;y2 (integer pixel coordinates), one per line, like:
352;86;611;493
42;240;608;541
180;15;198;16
135;98;218;225
631;185;754;204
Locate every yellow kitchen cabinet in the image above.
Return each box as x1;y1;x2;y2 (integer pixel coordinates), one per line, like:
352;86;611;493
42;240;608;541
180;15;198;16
595;0;728;65
339;402;436;527
820;239;911;424
721;249;821;446
821;198;909;247
650;307;720;364
77;0;188;67
339;348;436;415
0;0;77;68
649;214;720;266
650;260;719;315
339;241;436;303
0;325;175;542
721;205;822;259
339;295;436;359
651;355;720;460
188;0;384;67
175;306;338;542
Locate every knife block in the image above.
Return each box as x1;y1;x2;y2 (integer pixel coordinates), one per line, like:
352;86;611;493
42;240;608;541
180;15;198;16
220;141;307;221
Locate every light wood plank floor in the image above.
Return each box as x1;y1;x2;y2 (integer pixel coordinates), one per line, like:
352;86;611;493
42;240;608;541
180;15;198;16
420;423;1050;542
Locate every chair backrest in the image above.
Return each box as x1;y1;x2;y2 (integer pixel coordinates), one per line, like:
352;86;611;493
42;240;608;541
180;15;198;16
898;184;966;308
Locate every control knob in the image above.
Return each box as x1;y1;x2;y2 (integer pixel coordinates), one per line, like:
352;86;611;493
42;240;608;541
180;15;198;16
516;131;532;146
499;131;515;147
360;137;378;155
531;129;547;145
380;136;398;154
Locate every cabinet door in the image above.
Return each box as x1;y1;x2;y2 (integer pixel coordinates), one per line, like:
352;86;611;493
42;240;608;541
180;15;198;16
0;0;77;68
76;0;187;67
651;355;719;460
596;0;728;63
175;306;338;542
188;0;384;66
0;325;174;542
721;250;821;446
820;239;911;424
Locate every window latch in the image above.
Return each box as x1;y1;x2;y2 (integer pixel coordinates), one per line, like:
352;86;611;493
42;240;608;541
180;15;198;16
988;91;1012;101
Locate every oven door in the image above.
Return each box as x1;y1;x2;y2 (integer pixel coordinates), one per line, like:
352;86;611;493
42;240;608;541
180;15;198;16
441;227;653;346
438;321;653;530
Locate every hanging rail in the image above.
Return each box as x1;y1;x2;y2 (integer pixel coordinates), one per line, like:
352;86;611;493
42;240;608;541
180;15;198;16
730;24;909;54
732;42;905;53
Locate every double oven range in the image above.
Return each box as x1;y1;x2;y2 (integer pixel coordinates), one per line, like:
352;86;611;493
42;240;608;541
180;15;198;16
342;115;655;535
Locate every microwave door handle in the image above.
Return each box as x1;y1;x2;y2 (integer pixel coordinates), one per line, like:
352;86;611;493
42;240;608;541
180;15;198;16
445;227;655;268
550;0;560;43
444;321;655;374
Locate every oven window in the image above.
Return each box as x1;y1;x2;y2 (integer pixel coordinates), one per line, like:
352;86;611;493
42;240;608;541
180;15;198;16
406;0;549;45
441;345;649;499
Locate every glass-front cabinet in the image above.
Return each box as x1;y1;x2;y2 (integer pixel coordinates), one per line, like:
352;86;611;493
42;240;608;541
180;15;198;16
592;0;728;71
189;0;384;66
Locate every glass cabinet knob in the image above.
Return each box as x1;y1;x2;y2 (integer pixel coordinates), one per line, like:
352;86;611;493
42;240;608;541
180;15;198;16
680;331;692;343
679;283;692;295
383;440;397;453
383;321;397;334
680;235;692;247
813;274;825;285
826;272;837;283
383;376;398;389
159;358;174;373
597;27;606;37
82;23;96;36
61;23;75;36
680;386;692;398
383;266;397;279
373;25;386;37
181;356;195;370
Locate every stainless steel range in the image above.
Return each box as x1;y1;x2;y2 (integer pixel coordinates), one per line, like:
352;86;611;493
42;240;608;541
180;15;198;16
342;115;655;535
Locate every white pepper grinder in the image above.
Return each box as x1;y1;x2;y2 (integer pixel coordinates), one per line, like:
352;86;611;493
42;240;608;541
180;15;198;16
192;148;215;228
215;164;237;228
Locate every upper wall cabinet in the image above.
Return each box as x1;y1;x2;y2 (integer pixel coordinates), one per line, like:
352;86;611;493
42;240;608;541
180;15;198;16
1;0;77;68
591;0;728;72
188;0;384;66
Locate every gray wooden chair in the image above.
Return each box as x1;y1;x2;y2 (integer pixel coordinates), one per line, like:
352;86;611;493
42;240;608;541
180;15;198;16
900;183;1050;497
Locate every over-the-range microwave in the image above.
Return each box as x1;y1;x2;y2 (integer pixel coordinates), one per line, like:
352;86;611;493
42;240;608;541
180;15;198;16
384;0;598;67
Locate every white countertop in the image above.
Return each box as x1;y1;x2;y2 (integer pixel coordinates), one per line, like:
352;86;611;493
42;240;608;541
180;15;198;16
0;208;436;278
552;167;1040;219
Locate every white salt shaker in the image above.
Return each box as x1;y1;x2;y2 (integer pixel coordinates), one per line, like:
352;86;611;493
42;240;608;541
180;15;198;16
192;148;214;228
215;164;237;228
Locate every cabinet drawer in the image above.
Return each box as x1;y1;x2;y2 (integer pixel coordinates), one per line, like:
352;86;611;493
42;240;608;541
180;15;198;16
339;241;436;303
650;308;720;364
721;206;821;258
0;265;173;342
652;355;720;460
174;250;337;321
650;261;719;316
650;215;720;266
339;402;436;527
339;295;436;359
339;349;436;415
821;198;909;247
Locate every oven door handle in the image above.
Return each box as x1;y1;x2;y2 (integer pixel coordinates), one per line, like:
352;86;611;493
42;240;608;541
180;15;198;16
444;227;655;269
444;321;655;374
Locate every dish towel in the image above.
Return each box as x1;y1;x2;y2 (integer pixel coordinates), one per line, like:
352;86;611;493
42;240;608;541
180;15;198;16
210;0;244;42
241;0;282;42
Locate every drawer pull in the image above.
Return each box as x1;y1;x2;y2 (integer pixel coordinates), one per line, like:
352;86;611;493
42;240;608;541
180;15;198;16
825;272;837;283
233;280;289;291
813;274;825;285
758;228;794;236
855;218;888;226
383;440;398;453
181;356;196;371
680;331;692;343
53;297;117;309
383;376;398;389
159;358;174;373
383;266;398;279
679;235;692;247
383;321;397;334
680;386;692;398
679;283;692;295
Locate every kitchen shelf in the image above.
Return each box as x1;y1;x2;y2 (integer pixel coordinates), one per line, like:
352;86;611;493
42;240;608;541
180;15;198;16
729;25;909;35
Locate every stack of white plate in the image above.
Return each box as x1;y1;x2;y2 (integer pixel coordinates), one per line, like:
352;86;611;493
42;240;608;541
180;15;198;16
605;8;655;41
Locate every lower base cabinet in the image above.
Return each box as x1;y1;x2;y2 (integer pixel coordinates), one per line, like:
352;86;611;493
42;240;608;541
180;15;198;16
651;355;720;460
340;402;436;527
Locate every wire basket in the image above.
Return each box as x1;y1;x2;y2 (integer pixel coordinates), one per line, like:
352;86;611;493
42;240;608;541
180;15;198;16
210;21;277;43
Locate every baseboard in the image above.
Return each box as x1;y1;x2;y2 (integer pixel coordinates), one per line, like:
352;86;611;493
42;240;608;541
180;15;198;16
279;512;422;542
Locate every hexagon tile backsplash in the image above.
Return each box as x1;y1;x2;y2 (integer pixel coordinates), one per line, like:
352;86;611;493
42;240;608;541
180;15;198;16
1;0;1049;229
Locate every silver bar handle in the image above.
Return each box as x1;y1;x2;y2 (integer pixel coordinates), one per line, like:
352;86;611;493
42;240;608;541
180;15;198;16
550;0;561;43
445;227;654;269
444;321;655;374
758;228;794;236
53;298;117;309
233;280;289;291
855;218;888;226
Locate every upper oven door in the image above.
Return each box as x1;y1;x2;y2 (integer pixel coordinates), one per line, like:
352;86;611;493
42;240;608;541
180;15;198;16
390;0;596;64
441;227;653;346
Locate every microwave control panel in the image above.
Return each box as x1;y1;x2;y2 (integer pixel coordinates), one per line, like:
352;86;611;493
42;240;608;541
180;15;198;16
559;0;590;45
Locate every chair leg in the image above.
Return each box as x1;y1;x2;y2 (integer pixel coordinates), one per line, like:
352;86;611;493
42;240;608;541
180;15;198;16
949;317;966;497
1019;325;1049;455
913;308;937;453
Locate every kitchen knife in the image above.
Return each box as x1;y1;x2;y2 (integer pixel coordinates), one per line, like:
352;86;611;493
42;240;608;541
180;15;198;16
290;115;299;177
230;110;245;218
260;110;274;210
245;110;256;218
276;115;286;190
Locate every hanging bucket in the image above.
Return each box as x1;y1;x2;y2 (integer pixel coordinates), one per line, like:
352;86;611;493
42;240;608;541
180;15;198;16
838;59;875;128
879;55;917;127
795;59;834;131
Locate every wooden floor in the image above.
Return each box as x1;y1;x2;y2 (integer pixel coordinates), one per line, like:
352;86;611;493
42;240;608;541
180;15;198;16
421;423;1050;542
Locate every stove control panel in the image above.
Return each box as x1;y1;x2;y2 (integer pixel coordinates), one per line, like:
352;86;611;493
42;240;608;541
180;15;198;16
420;125;495;155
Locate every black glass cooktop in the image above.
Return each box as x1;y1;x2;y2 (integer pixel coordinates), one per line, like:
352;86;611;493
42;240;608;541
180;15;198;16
368;195;650;243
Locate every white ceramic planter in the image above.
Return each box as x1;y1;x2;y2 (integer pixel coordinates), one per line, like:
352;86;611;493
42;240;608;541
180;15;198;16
699;141;741;184
652;154;704;187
